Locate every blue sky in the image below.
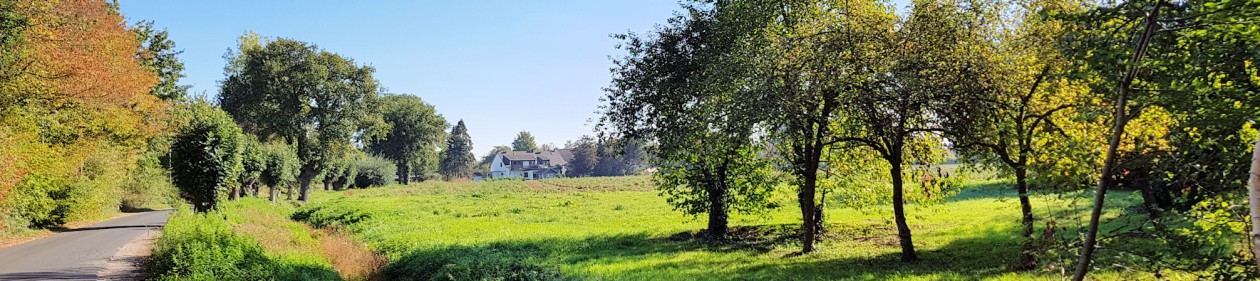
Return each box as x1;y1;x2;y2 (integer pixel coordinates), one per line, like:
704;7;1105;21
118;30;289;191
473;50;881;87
118;1;682;155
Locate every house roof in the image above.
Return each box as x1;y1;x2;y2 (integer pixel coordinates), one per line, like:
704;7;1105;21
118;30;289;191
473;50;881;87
538;150;568;166
499;149;573;167
501;151;538;161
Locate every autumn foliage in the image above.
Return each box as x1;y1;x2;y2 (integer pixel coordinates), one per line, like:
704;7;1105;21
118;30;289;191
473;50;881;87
0;0;165;229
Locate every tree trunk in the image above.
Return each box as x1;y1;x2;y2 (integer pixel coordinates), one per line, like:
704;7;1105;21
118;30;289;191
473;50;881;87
1073;2;1162;280
1015;166;1036;269
230;185;240;200
399;161;411;185
1248;139;1260;273
800;170;818;254
707;181;730;240
298;165;316;202
324;180;331;191
890;157;917;261
268;184;276;203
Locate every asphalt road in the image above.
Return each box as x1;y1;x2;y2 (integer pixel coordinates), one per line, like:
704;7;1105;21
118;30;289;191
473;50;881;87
0;210;171;280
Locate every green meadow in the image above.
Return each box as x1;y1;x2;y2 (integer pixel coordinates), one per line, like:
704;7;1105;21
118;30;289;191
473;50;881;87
225;176;1187;280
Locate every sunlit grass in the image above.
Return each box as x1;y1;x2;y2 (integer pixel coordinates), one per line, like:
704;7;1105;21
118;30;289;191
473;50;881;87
295;177;1195;280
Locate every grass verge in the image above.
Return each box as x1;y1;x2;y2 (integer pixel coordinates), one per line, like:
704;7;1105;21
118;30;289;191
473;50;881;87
148;198;382;281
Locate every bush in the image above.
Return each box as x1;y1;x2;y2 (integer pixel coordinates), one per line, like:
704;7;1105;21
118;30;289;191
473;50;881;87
353;155;396;188
120;151;176;211
6;174;72;228
148;210;340;281
170;102;242;212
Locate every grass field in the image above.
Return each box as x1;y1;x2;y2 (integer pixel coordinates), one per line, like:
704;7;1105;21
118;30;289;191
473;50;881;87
278;176;1195;280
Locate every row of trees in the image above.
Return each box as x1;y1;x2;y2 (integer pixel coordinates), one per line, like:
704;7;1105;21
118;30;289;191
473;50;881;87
175;32;494;207
602;0;1259;278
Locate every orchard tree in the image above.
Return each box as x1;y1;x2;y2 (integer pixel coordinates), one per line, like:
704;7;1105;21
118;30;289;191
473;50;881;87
219;34;382;202
603;5;778;239
439;120;475;180
365;94;447;185
944;0;1091;268
512;131;538;151
722;0;991;258
170;101;241;212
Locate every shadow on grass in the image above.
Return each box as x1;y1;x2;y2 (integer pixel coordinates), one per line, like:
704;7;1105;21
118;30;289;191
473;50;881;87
380;224;1030;281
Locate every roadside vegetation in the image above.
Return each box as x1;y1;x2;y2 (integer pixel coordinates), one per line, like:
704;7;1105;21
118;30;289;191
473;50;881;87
148;198;380;281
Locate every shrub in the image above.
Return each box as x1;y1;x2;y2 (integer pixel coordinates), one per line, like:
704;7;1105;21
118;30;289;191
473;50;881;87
119;142;176;210
148;210;340;281
6;174;72;228
353;155;396;188
170;102;242;212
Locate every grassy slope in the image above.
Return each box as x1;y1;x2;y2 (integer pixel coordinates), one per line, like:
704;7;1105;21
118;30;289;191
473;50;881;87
295;177;1193;280
148;199;342;281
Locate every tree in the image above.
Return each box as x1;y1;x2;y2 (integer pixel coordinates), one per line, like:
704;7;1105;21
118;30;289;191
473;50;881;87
566;136;599;177
236;134;265;199
365;94;447;185
741;0;987;258
1069;1;1165;279
512;131;538;152
260;141;299;203
602;5;778;239
133;20;189;101
439;120;475;180
170;101;241;212
219;35;382;202
945;0;1089;268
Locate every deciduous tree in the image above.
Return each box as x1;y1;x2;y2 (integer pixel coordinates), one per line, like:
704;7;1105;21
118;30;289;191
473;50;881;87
170;101;241;212
512;131;538;152
365;94;446;185
603;5;778;239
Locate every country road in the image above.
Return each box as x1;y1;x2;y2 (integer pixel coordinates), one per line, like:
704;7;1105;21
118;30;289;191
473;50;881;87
0;210;172;280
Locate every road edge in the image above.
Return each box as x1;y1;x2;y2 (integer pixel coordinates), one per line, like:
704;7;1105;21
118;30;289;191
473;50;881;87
97;225;163;280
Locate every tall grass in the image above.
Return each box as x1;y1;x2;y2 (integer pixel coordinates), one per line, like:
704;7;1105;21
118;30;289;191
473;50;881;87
148;203;341;281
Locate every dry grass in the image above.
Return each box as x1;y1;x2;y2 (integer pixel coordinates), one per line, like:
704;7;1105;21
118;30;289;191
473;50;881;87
226;199;387;280
316;227;386;281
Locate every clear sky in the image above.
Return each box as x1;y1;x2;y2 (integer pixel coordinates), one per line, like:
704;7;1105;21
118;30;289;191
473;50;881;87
117;1;682;155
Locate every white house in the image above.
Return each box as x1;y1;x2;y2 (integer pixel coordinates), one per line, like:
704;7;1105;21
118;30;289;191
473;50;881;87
488;150;573;180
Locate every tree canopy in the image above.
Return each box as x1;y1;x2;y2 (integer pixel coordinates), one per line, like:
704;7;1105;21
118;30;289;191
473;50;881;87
219;34;383;201
365;94;447;185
